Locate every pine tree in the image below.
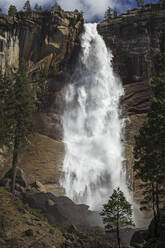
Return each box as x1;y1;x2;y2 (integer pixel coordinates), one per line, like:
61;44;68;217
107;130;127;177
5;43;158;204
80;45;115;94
136;0;144;7
114;10;118;18
52;2;61;11
23;0;32;13
134;75;165;223
34;3;42;12
8;5;17;16
134;32;165;233
0;65;34;198
100;188;134;248
0;73;14;150
0;8;2;13
104;7;113;20
34;3;39;11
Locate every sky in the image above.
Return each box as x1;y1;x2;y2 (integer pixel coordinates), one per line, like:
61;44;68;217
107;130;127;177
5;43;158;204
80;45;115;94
0;0;158;21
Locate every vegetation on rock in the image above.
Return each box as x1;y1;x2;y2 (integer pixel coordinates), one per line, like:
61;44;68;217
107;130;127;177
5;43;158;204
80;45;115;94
134;32;165;235
8;5;17;16
100;188;134;248
0;64;35;198
52;2;62;11
104;7;117;20
23;0;32;13
34;3;43;12
136;0;144;7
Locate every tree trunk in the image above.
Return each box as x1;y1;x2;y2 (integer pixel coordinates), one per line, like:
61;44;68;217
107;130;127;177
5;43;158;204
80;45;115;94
151;182;156;219
116;224;120;248
154;182;160;237
11;137;18;199
156;182;160;221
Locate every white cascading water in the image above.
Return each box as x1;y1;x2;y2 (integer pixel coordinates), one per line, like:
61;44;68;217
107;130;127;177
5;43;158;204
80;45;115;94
61;23;130;210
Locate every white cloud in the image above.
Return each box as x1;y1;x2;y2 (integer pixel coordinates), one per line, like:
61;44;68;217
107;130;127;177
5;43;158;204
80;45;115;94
57;0;133;20
0;0;133;21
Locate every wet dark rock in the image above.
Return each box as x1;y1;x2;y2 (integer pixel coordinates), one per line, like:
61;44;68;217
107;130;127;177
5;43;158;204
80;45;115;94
130;230;149;248
67;225;78;234
23;192;102;228
131;211;165;248
25;229;34;236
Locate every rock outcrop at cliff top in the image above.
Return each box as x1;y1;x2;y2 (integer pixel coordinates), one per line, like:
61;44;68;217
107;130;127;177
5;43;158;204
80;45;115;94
98;4;165;217
0;10;83;74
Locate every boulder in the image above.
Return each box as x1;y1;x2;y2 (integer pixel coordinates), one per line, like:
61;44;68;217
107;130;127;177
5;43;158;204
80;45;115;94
23;191;102;228
130;230;149;248
131;211;165;248
30;180;47;193
24;229;34;236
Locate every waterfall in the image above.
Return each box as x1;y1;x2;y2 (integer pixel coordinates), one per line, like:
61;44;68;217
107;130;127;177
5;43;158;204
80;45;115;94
61;23;130;210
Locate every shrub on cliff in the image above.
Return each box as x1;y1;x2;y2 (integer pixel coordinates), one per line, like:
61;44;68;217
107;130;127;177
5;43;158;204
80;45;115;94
34;4;42;12
104;7;113;20
51;2;62;11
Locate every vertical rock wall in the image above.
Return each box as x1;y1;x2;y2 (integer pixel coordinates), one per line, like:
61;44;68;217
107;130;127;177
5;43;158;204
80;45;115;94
98;4;165;213
0;10;84;195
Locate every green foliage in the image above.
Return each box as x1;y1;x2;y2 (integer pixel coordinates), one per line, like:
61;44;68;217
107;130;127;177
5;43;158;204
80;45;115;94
8;5;17;16
104;7;117;20
155;32;165;74
52;63;59;75
11;64;34;150
23;0;32;13
0;64;35;196
100;188;134;231
100;188;134;248
134;75;165;219
0;73;15;150
51;224;67;233
15;200;47;221
51;2;61;11
34;3;42;12
71;16;78;26
104;7;113;20
0;8;2;13
136;0;144;7
134;33;165;223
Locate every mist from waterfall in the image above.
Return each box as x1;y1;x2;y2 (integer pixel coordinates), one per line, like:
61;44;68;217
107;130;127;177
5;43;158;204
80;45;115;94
61;23;130;210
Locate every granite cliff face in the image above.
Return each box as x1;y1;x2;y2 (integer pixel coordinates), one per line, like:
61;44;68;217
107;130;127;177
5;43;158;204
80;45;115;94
0;9;83;194
98;3;165;212
0;5;165;210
